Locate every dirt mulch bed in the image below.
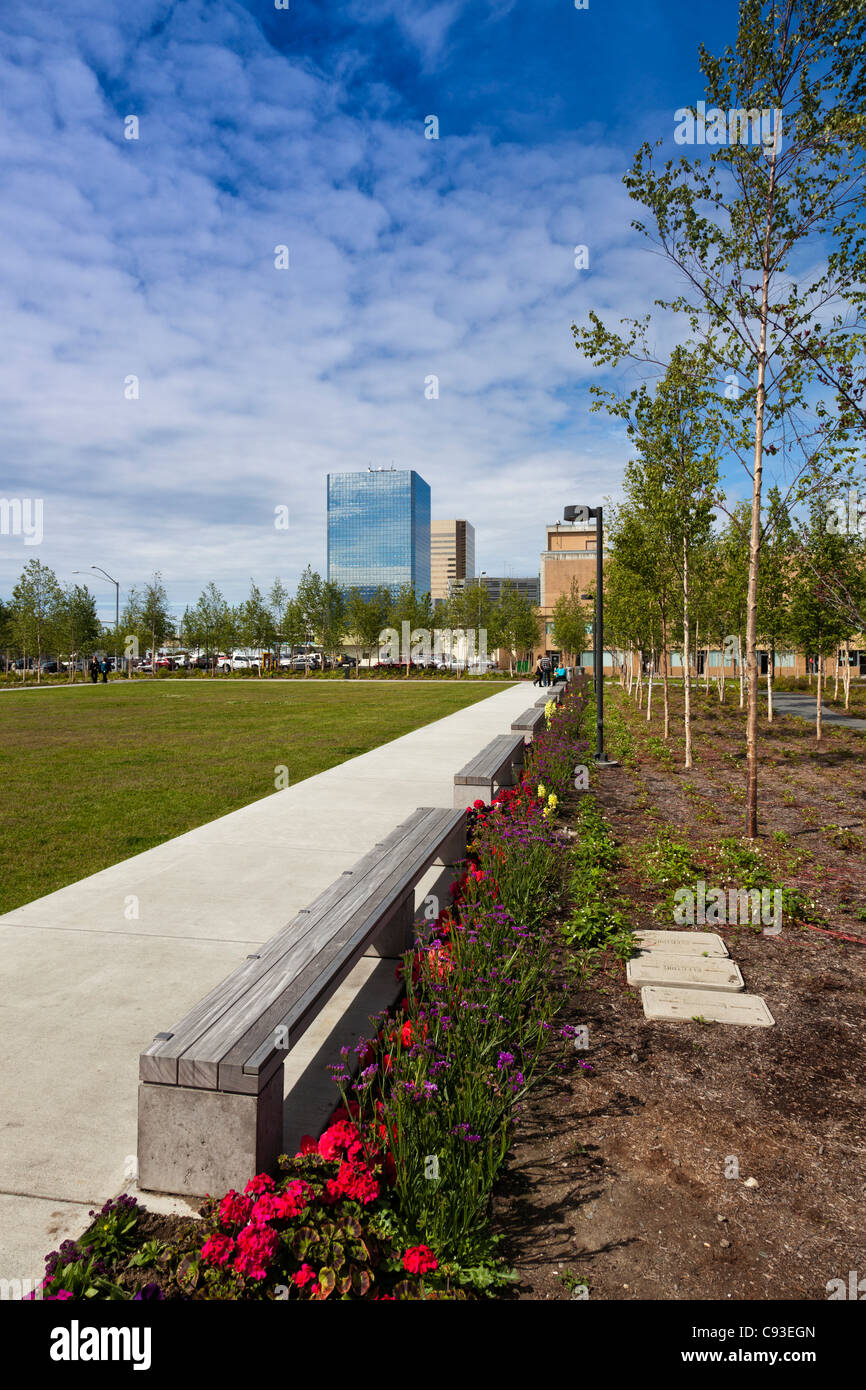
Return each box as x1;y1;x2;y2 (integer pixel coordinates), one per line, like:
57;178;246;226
492;688;866;1301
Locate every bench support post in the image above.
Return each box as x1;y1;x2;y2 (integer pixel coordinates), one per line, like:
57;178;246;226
455;778;494;808
365;890;415;958
137;1065;284;1198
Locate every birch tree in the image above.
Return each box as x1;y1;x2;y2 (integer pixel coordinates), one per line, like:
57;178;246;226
573;0;866;835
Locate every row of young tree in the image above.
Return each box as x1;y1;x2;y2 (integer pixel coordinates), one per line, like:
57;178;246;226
2;562;541;680
0;559;104;680
171;568;540;677
604;481;866;758
572;0;866;835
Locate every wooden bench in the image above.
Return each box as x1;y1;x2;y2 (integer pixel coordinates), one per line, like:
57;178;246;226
510;706;547;743
137;806;466;1197
453;733;526;807
534;684;565;707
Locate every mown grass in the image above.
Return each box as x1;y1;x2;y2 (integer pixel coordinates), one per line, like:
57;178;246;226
0;680;515;913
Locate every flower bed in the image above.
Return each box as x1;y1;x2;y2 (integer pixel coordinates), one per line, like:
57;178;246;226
34;685;589;1301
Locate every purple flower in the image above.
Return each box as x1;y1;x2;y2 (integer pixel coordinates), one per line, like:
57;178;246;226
497;1051;515;1070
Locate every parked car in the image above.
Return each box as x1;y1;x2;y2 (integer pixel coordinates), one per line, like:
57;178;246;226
334;655;357;668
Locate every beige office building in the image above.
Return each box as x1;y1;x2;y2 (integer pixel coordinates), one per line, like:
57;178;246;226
431;520;475;601
537;521;607;665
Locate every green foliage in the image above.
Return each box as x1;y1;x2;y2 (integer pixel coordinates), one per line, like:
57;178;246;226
550;578;587;663
563;797;635;955
640;829;700;888
716;837;771;889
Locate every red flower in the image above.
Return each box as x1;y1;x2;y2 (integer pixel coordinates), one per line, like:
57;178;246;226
251;1180;312;1225
292;1263;317;1288
296;1135;318;1156
218;1190;252;1228
403;1244;438;1275
234;1224;278;1280
244;1173;275;1196
317;1119;363;1162
201;1233;235;1267
323;1160;380;1205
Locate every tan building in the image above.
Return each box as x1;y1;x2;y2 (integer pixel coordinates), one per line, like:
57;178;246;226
536;521;865;681
431;519;475;602
535;521;607;664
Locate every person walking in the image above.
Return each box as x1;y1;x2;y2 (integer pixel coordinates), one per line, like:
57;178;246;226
99;657;108;684
541;654;552;687
532;659;543;687
89;656;99;685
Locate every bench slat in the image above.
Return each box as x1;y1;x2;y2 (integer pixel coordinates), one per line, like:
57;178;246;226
139;808;449;1084
141;807;465;1090
216;810;462;1090
454;733;525;784
146;807;450;1084
511;707;546;734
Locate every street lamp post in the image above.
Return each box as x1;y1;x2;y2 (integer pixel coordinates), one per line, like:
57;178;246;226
73;566;120;671
563;504;616;765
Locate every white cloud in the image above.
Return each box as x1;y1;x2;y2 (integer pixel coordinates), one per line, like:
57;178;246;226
0;0;669;620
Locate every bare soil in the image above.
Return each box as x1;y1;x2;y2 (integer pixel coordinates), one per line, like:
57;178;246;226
492;684;866;1301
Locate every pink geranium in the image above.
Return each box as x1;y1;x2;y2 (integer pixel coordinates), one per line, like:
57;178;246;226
403;1245;438;1275
201;1233;236;1268
234;1224;278;1280
317;1119;364;1162
218;1190;252;1228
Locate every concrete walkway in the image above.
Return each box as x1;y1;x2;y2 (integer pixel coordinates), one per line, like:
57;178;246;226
770;691;866;730
0;681;534;1284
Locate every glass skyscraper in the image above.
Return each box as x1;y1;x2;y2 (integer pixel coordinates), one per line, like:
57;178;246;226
327;469;432;599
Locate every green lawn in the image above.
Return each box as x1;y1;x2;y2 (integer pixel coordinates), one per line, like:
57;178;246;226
0;679;515;914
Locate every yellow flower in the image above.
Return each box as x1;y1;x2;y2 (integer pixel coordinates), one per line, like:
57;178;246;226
537;784;546;800
547;793;558;810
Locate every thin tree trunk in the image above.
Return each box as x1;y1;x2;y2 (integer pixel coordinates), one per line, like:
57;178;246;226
636;649;643;707
767;643;774;723
833;651;840;701
647;652;654;722
704;643;711;694
844;641;851;710
744;147;777;839
662;644;670;740
738;632;745;710
683;537;692;770
816;652;823;741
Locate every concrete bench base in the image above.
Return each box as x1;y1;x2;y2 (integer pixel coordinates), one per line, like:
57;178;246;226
138;1064;284;1199
138;955;406;1196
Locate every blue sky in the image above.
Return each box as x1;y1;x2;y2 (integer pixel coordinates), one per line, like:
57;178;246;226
1;0;743;621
